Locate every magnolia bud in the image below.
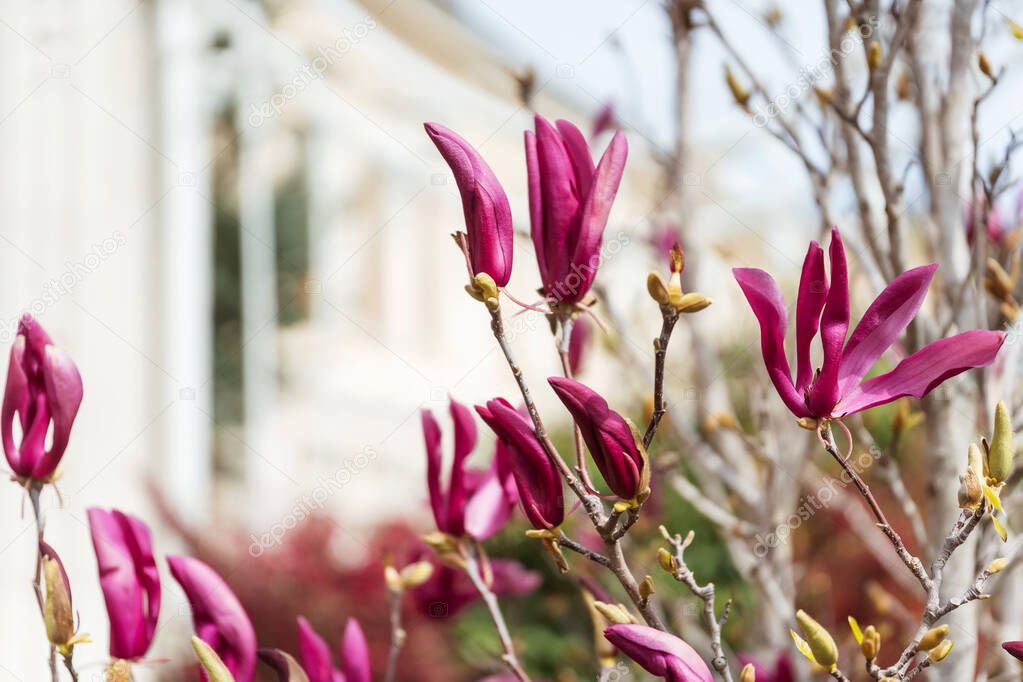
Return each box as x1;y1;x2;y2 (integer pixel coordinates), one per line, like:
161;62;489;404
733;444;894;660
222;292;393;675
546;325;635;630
795;609;838;669
647;272;671;305
192;636;236;682
399;561;434;589
987;401;1014;483
918;625;949;651
987;557;1009;574
740;663;756;682
594;601;636;625
639;575;656;601
42;548;74;647
796;417;818;431
979;52;995;80
384;566;402;593
657;547;678;574
1011;18;1023;40
725;66;750;107
860;625;880;661
867;41;882;70
928;639;954;663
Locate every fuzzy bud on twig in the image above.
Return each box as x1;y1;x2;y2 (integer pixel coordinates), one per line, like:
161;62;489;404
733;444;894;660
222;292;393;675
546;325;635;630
987;401;1014;483
792;609;838;670
917;625;949;651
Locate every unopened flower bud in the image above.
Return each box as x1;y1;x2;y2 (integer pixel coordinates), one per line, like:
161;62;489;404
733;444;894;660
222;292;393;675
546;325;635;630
42;544;74;647
796;417;818;430
594;601;636;625
740;662;756;682
399;561;434;589
917;625;949;652
1010;18;1023;40
192;636;236;682
657;547;678;574
384;565;402;593
647;272;671;305
795;609;838;669
867;41;882;70
987;401;1014;483
928;639;954;663
860;625;880;661
979;52;995;80
987;557;1009;574
639;575;656;601
725;66;750;107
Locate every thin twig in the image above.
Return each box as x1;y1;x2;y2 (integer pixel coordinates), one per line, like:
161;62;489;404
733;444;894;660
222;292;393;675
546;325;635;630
556;313;597;492
383;589;405;682
643;311;679;448
463;543;531;682
29;484;60;682
661;527;733;682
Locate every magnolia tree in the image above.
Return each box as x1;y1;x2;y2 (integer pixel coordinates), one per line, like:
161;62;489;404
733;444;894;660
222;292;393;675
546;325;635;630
9;1;1023;682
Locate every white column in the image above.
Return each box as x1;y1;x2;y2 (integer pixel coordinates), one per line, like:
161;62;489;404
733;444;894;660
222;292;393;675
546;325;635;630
156;0;213;525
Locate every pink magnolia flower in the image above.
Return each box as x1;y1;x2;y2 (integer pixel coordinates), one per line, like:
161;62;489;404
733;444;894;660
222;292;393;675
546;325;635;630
525;114;628;304
296;617;343;682
476;398;564;530
422;398;516;540
548;377;648;501
168;555;257;682
734;227;1005;419
87;508;161;661
2;314;83;481
295;617;370;682
425;122;514;287
604;624;713;682
340;618;371;682
1004;640;1023;660
966;199;1005;245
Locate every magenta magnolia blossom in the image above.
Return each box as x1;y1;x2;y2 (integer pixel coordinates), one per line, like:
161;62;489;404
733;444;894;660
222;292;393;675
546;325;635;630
2;314;83;480
734;228;1006;419
422;398;516;540
425;122;514;287
548;377;648;501
476;398;564;530
87;508;161;661
1004;641;1023;661
604;624;713;682
297;617;343;682
295;616;370;682
525;114;628;304
168;555;257;682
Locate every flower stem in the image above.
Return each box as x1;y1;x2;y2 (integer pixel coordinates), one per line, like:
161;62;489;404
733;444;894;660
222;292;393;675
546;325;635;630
28;484;60;682
383;589;405;682
643;311;679;449
462;544;530;682
555;313;597;492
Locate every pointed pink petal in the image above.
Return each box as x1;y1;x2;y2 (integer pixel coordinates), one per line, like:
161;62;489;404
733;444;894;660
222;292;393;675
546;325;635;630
555;119;595;198
524;130;548;286
446;397;477;536
838;263;937;395
838;330;1005;415
340;619;371;682
420;410;447;532
534;114;582;289
297;617;336;682
733;268;810;417
463;460;515;540
32;345;83;479
570;130;628;301
807;228;849;416
794;242;827;392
